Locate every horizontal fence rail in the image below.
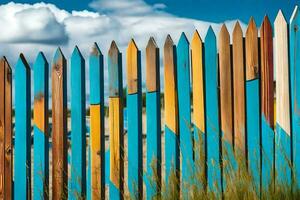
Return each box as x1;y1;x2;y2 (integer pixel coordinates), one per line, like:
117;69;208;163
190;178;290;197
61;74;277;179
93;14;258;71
1;7;300;199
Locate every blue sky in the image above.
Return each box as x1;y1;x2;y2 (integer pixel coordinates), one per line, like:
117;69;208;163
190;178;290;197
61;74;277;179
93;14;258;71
2;0;299;23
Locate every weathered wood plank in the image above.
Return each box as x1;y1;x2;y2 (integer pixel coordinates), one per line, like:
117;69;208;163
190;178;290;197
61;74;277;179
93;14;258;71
126;39;143;199
89;43;105;199
14;54;31;199
146;37;161;199
108;41;124;200
274;10;291;185
232;22;246;156
0;57;12;199
260;16;275;189
33;52;49;199
204;27;221;192
176;33;193;193
245;17;260;191
219;24;235;190
289;5;300;189
70;46;86;199
191;30;205;188
163;35;179;194
52;48;68;199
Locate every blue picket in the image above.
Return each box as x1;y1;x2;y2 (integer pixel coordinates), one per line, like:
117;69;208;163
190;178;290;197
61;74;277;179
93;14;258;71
70;46;86;199
14;54;31;199
204;27;221;192
176;33;193;192
33;52;49;200
290;6;300;189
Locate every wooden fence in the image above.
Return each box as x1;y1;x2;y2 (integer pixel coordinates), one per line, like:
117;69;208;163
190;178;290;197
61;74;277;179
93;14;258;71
0;7;300;199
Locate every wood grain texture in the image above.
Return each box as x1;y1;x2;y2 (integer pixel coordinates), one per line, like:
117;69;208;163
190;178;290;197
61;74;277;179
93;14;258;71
164;35;178;134
232;22;246;153
275;11;290;135
0;57;12;199
52;48;68;200
146;37;160;92
108;41;124;200
127;39;139;94
14;54;31;200
219;24;233;143
191;30;205;133
89;43;105;199
260;16;274;127
246;18;259;80
274;10;292;185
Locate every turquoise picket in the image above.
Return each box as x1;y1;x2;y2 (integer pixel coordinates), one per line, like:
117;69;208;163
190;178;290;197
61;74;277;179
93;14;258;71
89;43;105;199
176;33;193;191
127;40;143;199
204;27;221;192
14;54;31;199
146;38;161;199
70;46;86;199
33;52;49;199
290;6;300;189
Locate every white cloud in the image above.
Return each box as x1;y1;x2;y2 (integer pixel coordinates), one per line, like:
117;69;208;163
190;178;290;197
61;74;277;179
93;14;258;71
0;0;247;105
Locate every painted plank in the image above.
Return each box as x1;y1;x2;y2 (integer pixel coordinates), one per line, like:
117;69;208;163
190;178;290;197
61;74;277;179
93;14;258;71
204;27;221;192
274;10;292;185
163;35;180;193
245;17;260;191
126;39;143;199
232;22;246;158
33;52;49;199
108;41;124;200
146;37;161;199
219;24;235;190
14;54;31;199
191;30;205;188
0;57;12;199
70;46;86;199
89;43;105;199
260;16;275;189
290;6;300;189
52;48;68;199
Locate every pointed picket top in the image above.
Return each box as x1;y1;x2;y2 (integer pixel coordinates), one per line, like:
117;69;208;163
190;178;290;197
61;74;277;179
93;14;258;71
90;42;102;57
0;56;10;70
205;26;216;42
53;47;65;63
192;30;203;45
177;32;189;49
245;17;258;80
35;52;47;66
127;38;140;94
290;5;299;23
219;24;230;42
146;37;159;92
261;15;272;30
233;21;243;38
109;40;119;55
275;10;287;27
16;53;30;70
108;40;122;97
71;45;84;59
164;34;174;49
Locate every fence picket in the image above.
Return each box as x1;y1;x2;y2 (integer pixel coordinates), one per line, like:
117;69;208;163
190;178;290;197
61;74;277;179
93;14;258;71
108;41;124;200
33;52;49;199
146;37;161;199
89;43;105;199
127;39;143;199
176;33;193;193
290;6;300;189
52;48;68;199
204;27;221;192
0;57;12;199
70;46;86;199
274;10;291;185
191;31;205;188
219;24;235;189
15;54;31;199
245;18;260;191
260;16;274;189
232;22;246;158
163;35;179;194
